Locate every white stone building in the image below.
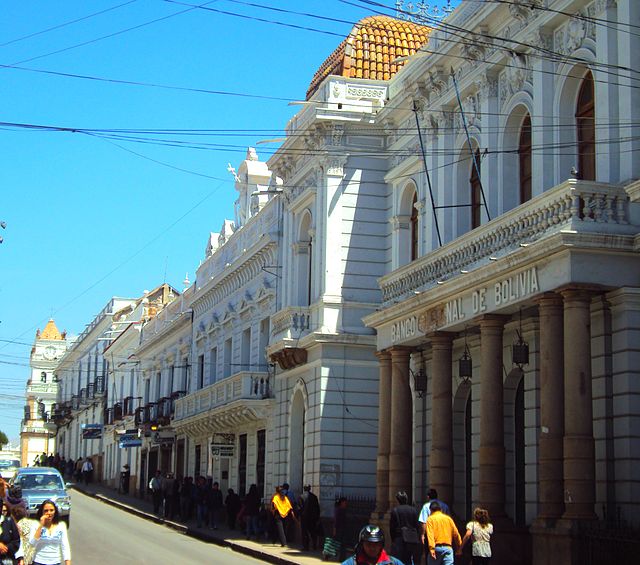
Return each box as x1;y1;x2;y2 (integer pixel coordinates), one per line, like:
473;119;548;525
101;284;178;492
171;148;280;498
20;319;68;466
353;1;640;564
54;297;137;476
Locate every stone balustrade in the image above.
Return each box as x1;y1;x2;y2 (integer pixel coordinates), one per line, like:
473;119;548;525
381;179;636;303
174;371;271;421
271;306;311;339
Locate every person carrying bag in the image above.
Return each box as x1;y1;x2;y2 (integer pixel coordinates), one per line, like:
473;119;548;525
389;491;421;565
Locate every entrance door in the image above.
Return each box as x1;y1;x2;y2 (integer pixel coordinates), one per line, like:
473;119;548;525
160;447;171;473
238;434;247;497
140;451;147;498
176;440;185;479
220;458;230;492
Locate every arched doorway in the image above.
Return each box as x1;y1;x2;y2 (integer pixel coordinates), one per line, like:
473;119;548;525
289;389;306;493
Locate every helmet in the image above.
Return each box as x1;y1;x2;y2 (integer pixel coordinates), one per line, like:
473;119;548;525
358;524;385;545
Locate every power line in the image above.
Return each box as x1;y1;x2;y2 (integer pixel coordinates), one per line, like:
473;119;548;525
0;0;140;48
9;1;220;67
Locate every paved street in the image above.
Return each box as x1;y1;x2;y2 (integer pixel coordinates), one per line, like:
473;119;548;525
68;490;265;565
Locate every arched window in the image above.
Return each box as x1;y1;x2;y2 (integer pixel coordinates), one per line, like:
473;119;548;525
519;114;532;203
470;149;482;229
410;192;418;261
576;72;596;181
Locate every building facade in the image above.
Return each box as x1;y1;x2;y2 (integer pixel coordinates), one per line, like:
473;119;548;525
358;1;639;564
20;319;68;466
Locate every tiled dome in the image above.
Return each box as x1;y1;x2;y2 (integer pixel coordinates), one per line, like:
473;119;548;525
306;15;431;100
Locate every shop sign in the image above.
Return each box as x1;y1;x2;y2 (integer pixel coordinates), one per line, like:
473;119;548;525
151;430;176;446
211;444;234;458
119;431;142;448
81;423;103;440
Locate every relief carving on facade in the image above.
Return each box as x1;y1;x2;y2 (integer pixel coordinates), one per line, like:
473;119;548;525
508;0;542;23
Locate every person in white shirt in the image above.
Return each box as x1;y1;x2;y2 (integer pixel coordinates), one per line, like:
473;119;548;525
460;507;494;565
29;500;71;565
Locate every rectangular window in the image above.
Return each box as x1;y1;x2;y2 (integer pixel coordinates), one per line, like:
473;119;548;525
223;339;232;378
156;371;162;400
241;328;251;371
256;429;266;499
238;434;247;497
259;318;270;370
194;445;201;478
197;354;205;389
209;347;217;384
182;357;189;392
169;365;175;395
144;379;150;405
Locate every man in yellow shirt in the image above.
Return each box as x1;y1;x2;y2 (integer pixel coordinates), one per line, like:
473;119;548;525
424;501;462;564
271;485;296;547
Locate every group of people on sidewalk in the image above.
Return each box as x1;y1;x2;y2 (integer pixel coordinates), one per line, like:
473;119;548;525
341;490;492;565
38;453;93;487
0;478;72;565
380;489;493;565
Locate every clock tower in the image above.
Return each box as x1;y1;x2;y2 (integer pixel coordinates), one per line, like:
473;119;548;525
20;319;69;466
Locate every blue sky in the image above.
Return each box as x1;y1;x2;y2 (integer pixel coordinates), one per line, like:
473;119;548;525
0;0;457;442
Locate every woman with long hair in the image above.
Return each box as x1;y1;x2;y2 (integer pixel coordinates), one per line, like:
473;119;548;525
0;498;21;565
10;500;37;565
461;507;493;564
29;500;71;565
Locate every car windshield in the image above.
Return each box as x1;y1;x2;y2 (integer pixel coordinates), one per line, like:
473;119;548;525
0;460;20;469
16;473;64;490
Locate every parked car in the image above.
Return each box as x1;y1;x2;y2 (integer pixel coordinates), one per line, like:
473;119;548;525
10;467;71;526
0;457;21;480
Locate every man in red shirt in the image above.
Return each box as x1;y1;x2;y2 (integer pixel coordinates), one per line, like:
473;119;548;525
341;525;404;565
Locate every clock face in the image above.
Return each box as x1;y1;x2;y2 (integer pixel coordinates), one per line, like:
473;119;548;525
43;346;56;360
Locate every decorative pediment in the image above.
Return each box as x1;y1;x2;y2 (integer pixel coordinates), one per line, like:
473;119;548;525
255;287;275;304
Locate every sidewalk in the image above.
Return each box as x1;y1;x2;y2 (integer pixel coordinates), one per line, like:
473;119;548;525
71;482;333;565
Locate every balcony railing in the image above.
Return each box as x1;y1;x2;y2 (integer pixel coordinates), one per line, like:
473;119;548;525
87;382;95;399
174;371;272;421
271;306;311;340
113;403;123;422
380;179;637;303
103;407;113;425
94;376;105;395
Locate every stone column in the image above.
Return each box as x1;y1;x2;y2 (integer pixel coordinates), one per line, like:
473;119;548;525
375;351;392;514
388;346;413;508
561;289;596;521
536;293;565;520
429;332;455;506
478;315;507;518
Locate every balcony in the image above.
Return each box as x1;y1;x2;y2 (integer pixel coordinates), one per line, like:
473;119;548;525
380;179;637;304
103;407;113;425
173;372;273;433
113;402;123;422
93;376;105;396
271;306;311;341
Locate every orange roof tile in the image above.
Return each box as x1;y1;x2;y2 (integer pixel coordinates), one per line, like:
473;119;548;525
38;319;64;341
306;15;430;100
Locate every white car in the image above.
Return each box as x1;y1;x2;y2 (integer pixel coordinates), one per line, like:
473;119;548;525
0;458;21;480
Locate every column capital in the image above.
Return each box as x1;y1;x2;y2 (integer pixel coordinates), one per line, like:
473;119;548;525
375;350;392;362
389;345;414;357
478;314;509;329
427;331;456;348
558;285;602;302
535;291;563;308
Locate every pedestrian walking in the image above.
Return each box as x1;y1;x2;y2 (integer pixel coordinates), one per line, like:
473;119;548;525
9;501;37;565
225;488;242;530
194;476;208;528
460;508;493;565
73;459;82;483
243;484;261;540
0;498;21;565
162;472;176;519
119;464;131;495
180;477;194;521
341;525;404;565
29;500;71;565
65;459;74;481
80;458;93;485
419;489;451;564
389;491;422;565
207;481;223;530
333;496;348;561
424;501;462;565
271;485;296;547
299;485;321;551
149;470;164;515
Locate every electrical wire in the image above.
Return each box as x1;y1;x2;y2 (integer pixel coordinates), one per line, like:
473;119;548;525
0;0;140;48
